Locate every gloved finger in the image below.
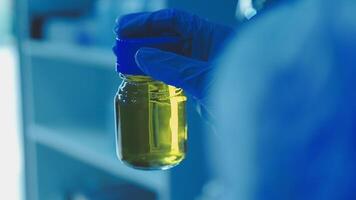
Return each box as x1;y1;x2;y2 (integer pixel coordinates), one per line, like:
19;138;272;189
116;9;208;39
114;12;149;36
135;47;212;99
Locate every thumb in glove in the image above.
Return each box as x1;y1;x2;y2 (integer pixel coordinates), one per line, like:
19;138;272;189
135;47;213;101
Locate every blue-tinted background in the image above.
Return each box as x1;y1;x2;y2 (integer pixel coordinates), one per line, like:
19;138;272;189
9;0;244;200
6;0;356;199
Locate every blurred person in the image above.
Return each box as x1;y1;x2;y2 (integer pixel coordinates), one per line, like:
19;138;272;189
115;0;356;199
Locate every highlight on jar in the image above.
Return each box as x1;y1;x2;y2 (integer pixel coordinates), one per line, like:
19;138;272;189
113;37;188;170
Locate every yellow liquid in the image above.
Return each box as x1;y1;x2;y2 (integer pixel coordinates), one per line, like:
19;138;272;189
115;76;187;170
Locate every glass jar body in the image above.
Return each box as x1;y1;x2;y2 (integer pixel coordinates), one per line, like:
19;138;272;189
115;75;187;170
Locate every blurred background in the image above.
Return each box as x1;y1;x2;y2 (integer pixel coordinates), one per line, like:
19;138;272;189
0;0;266;199
0;0;22;199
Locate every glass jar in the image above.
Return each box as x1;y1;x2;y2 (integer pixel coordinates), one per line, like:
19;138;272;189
115;74;187;170
113;36;186;170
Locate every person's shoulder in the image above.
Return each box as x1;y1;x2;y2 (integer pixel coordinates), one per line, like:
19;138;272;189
219;0;326;73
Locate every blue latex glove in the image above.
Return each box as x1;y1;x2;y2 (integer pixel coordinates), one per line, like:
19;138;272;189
115;9;234;109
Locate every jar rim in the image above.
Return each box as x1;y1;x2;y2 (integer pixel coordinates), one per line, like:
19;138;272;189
119;74;155;82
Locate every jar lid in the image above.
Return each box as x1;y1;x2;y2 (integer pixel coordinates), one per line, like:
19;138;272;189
113;36;183;75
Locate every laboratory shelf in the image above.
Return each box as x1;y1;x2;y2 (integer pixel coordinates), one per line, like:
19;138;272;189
23;40;114;70
28;124;170;195
17;0;211;199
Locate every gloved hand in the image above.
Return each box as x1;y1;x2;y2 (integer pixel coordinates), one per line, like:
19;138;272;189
115;9;234;115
